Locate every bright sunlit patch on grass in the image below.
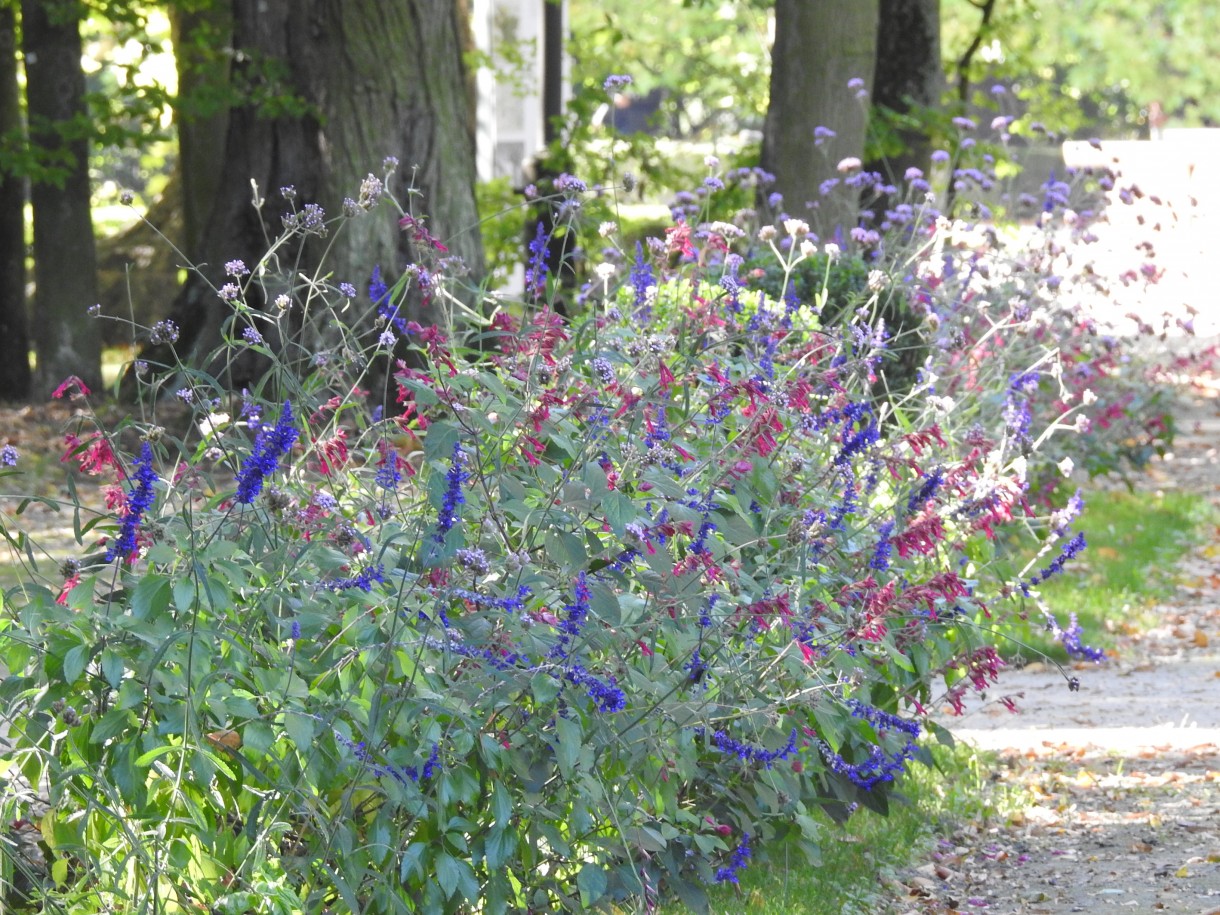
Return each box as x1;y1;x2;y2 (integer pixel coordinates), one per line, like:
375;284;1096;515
998;488;1214;664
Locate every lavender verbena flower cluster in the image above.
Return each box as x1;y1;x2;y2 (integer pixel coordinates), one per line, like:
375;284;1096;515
236;401;299;504
105;442;158;562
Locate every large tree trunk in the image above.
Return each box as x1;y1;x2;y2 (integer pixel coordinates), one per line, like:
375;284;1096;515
761;0;880;240
872;0;944;189
155;0;483;387
0;4;31;401
21;0;101;395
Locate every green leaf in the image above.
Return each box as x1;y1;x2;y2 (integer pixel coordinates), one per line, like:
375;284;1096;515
589;581;620;625
243;720;275;755
436;852;478;901
530;671;560;705
135;743;182;767
544;530;587;570
100;648;124;688
89;708;132;744
925;719;956;749
879;639;916;673
670;875;709;913
483;827;516;871
423;420;462;464
284;712;315;752
172;577;196;614
554;715;582;779
62;643;88;685
130;574;171;620
401;842;427;882
577;863;608;907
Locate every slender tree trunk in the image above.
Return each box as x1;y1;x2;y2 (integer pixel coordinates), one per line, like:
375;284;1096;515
170;0;233;261
157;0;484;387
0;4;31;400
872;0;944;188
761;0;880;240
21;0;101;395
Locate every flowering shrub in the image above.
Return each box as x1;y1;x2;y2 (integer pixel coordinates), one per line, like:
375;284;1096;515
0;142;1175;914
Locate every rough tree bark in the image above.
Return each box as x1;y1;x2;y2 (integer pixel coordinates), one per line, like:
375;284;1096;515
21;0;101;395
0;3;31;400
761;0;880;240
156;0;484;386
872;0;944;188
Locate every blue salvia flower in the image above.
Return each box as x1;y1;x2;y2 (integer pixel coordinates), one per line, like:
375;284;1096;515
549;573;591;661
441;584;532;613
434;442;469;542
818;701;921;790
630;241;653;316
714;833;752;885
319;563;386;592
709;726;798;768
819;738;917;790
335;732;442;785
907;466;945;512
1052;611;1106;662
719;254;743;314
525;221;549;302
374;460;401;491
423;635;530;672
565;664;626;713
1022;532;1087;593
847;700;922;740
236;400;298;503
870;520;895;571
105;442;158;562
370;265;405;333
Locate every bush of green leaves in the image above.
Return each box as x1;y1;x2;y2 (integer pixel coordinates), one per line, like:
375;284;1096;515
0;150;1169;914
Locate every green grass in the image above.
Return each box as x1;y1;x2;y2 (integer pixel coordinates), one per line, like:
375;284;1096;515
661;742;1017;915
994;488;1214;664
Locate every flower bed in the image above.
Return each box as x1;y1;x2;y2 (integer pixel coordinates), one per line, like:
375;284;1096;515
0;150;1181;913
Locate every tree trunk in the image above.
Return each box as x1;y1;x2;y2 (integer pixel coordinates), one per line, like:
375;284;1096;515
761;0;880;240
872;0;944;188
170;0;233;261
21;0;101;395
0;4;31;400
157;0;484;387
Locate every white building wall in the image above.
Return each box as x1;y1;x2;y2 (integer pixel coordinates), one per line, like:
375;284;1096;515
472;0;566;187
